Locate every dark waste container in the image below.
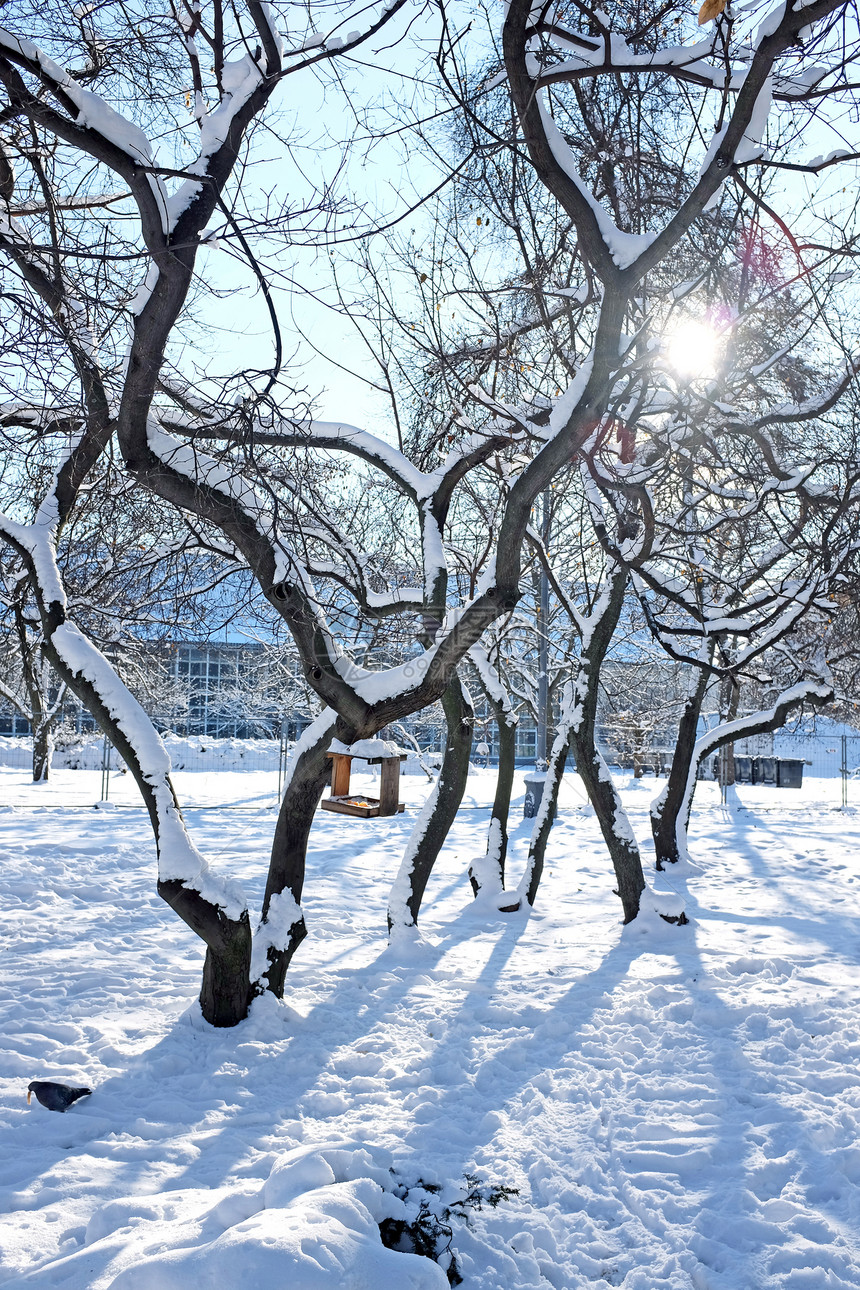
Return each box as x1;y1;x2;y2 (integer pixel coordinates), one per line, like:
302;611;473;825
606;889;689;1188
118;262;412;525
754;755;777;785
776;758;804;789
523;772;560;821
523;772;548;819
734;755;753;784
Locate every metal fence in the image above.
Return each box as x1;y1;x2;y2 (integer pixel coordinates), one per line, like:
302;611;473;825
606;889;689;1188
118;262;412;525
0;732;285;810
1;730;859;810
610;733;860;809
773;733;860;808
0;732;433;810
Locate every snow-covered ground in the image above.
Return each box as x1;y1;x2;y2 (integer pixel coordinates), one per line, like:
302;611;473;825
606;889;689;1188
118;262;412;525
1;765;859;1289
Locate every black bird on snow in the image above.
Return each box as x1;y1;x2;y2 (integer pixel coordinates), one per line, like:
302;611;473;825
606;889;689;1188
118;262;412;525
27;1081;92;1113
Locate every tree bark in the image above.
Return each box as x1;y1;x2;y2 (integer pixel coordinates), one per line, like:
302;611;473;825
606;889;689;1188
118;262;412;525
13;606;55;782
651;660;713;868
666;679;834;866
41;624;254;1027
200;936;253;1030
159;878;254;1027
260;709;338;996
517;727;570;908
469;700;517;896
567;569;646;924
571;719;645;923
32;713;53;783
388;672;473;930
718;672;740;785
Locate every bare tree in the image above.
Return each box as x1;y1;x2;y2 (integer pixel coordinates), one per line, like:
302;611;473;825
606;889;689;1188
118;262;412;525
0;559;66;780
0;0;467;1025
3;0;860;1027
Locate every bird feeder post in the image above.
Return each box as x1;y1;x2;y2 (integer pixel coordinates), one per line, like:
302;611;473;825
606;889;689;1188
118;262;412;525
329;752;353;798
378;756;401;815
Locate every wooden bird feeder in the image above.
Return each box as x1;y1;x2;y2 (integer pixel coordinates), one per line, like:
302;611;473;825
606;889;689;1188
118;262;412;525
321;749;407;818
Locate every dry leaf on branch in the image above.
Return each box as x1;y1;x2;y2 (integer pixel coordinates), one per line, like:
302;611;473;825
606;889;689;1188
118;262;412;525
698;0;726;23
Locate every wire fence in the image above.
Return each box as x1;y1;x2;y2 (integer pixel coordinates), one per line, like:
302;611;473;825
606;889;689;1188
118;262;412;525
1;731;859;810
700;734;860;810
0;732;434;810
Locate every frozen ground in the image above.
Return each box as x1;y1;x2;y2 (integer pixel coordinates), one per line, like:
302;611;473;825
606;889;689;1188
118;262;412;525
1;763;859;1288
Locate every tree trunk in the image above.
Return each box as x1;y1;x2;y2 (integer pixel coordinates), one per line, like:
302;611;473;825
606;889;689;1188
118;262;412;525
516;726;570;908
259;709;338;996
651;660;712;868
32;714;53;783
159;878;254;1027
469;703;516;897
568;568;646;924
718;673;740;785
571;714;645;923
669;678;834;865
389;672;473;930
14;608;55;783
200;936;253;1029
41;624;254;1027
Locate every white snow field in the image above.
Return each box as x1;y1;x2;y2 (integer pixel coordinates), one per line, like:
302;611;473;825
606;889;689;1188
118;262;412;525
1;762;859;1289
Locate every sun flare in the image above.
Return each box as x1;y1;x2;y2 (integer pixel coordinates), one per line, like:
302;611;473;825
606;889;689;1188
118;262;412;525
663;319;721;380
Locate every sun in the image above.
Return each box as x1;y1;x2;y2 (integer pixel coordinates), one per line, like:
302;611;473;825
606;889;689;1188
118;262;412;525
663;319;721;380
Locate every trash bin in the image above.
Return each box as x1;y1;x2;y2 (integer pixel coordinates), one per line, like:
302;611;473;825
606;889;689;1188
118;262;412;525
754;756;776;785
776;758;804;789
735;755;753;783
523;772;548;819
